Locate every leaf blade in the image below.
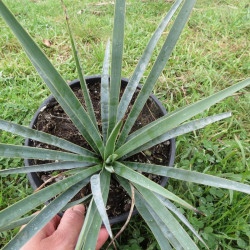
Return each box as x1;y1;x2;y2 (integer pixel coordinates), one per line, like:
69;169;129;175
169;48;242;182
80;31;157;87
114;162;200;212
117;176;173;249
124;112;231;158
115;78;250;158
101;38;111;144
0;165;101;228
0;1;104;156
124;161;250;194
0;119;95;156
61;0;98;128
135;184;199;250
104;120;123;160
90;173;112;238
0;161;94;175
3;179;88;249
76;170;110;249
116;0;196;147
117;0;184;121
107;0;126;136
0;143;99;163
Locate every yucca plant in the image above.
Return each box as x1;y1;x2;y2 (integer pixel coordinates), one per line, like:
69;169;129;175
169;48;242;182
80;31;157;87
0;0;249;249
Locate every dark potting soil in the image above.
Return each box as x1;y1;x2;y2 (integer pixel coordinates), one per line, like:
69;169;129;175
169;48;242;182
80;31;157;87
31;82;171;217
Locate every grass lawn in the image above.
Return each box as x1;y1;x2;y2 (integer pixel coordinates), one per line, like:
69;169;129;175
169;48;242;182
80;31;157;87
0;0;249;249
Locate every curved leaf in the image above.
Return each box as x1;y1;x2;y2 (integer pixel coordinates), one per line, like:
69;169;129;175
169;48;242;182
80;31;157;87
101;38;111;144
76;170;110;249
0;119;95;156
61;0;97;128
0;1;104;156
0;165;101;228
3;179;88;249
123;112;231;158
135;185;199;250
156;194;208;248
124;161;250;194
115;78;250;158
116;0;196;147
114;162;200;212
117;0;183;122
0;143;100;163
107;0;126;136
0;161;94;175
91;173;112;238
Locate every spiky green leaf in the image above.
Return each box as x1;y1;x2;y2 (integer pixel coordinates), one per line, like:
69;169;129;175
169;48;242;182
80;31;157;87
0;1;104;156
124;112;231;158
135;184;199;250
117;0;183;121
3;179;87;249
104;120;123;160
107;0;126;136
0;161;94;175
156;194;208;248
90;173;112;238
61;0;97;127
124;161;250;194
0;165;101;228
115;78;250;158
76;170;110;249
101;38;111;144
0;143;99;163
0;119;95;156
114;162;200;212
117;176;173;249
116;0;196;147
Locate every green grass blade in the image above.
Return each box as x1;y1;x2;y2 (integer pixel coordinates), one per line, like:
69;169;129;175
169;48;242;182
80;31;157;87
117;176;173;249
101;38;111;144
107;0;126;136
124;112;231;158
61;0;97;128
115;78;250;158
117;0;183;121
90;173;112;238
104;120;123;160
0;143;100;163
76;170;110;250
116;0;196;147
124;162;250;194
114;162;200;212
156;194;208;248
0;194;92;232
25;50;99;153
0;161;94;175
0;165;101;228
0;1;104;156
0;119;95;156
3;179;87;250
135;185;199;250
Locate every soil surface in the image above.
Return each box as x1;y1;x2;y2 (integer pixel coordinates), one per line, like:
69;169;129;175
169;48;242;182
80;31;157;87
30;81;171;218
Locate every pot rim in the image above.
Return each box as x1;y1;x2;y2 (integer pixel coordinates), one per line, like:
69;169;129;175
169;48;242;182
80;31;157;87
24;75;176;224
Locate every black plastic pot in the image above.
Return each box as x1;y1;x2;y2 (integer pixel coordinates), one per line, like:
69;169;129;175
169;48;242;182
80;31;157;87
24;75;176;224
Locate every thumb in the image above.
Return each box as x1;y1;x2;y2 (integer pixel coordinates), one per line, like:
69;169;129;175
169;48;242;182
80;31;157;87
52;204;85;247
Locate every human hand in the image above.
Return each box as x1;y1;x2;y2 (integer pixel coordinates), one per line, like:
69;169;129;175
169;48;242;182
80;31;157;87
20;204;109;250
